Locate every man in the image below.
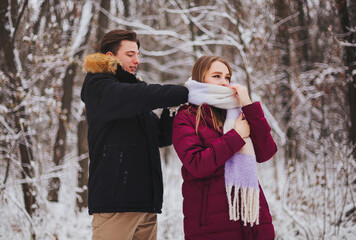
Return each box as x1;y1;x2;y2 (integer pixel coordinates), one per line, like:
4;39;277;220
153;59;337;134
80;29;188;240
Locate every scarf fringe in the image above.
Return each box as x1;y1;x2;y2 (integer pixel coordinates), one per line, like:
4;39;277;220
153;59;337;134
226;185;260;226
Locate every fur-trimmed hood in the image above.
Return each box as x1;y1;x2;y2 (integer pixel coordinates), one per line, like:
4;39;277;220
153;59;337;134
80;52;145;103
82;53;122;75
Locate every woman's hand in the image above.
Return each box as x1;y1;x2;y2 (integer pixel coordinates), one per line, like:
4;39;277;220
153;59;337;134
234;113;250;138
229;84;252;107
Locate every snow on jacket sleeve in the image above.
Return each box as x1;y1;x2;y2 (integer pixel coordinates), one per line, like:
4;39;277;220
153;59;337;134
242;102;278;163
172;110;246;178
83;73;188;122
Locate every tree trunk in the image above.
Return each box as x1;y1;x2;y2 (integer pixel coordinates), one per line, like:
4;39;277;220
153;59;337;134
47;63;75;202
75;0;108;210
122;0;131;29
335;0;356;159
296;0;310;71
188;1;198;59
231;0;252;96
48;2;94;202
0;0;37;227
96;0;111;51
274;0;297;162
76;111;89;211
16;109;37;217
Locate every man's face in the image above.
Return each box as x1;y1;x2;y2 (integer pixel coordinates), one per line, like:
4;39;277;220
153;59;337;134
112;40;140;74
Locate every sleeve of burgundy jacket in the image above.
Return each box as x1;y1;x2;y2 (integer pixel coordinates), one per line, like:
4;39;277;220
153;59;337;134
242;102;278;163
172;110;246;178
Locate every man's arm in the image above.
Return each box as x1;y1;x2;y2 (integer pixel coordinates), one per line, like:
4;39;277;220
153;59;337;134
156;108;174;147
83;73;188;122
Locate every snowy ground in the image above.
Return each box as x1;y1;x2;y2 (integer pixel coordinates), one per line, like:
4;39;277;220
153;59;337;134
1;146;355;239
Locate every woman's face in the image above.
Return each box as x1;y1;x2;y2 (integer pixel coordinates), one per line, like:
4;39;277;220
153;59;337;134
203;61;231;87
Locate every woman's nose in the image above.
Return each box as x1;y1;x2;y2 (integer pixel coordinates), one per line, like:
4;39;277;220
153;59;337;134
220;79;229;87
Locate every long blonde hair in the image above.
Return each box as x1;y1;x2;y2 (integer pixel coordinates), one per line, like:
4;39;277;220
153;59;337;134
190;56;232;134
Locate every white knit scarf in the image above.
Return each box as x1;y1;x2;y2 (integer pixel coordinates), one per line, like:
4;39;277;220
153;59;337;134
185;78;260;226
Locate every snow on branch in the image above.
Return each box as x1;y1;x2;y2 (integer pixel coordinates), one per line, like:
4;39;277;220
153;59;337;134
91;0;190;43
162;5;217;14
252;93;287;145
70;1;93;56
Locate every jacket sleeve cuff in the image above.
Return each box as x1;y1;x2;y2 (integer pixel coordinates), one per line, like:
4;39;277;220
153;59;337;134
242;102;264;119
223;129;246;153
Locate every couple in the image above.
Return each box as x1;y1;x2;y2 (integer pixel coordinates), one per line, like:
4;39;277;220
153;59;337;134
81;29;277;240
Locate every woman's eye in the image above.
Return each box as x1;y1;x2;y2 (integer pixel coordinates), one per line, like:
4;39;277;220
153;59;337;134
226;77;231;81
213;75;220;78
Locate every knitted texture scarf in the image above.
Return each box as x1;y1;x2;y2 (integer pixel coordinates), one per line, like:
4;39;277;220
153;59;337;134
185;78;259;226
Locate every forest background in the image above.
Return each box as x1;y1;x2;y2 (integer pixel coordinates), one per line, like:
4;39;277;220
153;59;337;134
0;0;355;239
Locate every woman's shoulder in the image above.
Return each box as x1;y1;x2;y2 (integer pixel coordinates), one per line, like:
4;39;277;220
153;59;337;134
177;104;198;115
174;104;198;122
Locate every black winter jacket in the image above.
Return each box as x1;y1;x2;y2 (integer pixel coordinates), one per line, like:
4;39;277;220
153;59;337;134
80;53;188;214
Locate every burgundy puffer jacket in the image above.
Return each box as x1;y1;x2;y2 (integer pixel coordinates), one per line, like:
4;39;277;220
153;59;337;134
172;102;277;240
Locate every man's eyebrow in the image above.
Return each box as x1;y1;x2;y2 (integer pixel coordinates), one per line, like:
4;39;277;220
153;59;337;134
125;50;139;54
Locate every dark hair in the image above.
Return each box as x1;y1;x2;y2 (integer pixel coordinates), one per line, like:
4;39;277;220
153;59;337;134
100;29;140;54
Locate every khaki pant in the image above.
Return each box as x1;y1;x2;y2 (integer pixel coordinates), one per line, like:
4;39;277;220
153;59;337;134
92;212;157;240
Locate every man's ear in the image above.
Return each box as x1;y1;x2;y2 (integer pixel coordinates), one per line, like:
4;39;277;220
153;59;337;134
106;51;114;57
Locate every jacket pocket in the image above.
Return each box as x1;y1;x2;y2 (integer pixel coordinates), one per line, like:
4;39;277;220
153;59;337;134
108;144;151;203
200;183;209;226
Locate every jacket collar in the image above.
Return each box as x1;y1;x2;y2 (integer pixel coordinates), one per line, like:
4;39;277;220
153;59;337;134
82;53;121;75
82;52;144;84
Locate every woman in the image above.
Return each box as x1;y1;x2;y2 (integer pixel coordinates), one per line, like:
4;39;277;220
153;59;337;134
172;56;277;240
